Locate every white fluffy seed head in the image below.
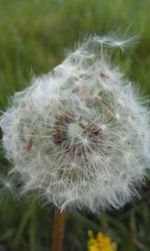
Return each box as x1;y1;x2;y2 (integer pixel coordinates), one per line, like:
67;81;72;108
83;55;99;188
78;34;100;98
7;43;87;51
0;35;150;212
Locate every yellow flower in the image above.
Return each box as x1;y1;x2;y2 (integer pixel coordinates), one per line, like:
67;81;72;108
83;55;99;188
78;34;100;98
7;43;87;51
88;230;117;251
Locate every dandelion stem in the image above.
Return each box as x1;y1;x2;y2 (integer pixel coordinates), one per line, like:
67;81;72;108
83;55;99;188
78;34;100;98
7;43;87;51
52;209;66;251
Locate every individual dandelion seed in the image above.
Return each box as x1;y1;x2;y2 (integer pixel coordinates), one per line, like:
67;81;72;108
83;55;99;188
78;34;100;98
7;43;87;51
0;35;150;213
0;176;16;205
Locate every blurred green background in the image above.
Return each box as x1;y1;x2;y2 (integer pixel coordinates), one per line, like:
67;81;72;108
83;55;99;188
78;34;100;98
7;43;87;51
0;0;150;250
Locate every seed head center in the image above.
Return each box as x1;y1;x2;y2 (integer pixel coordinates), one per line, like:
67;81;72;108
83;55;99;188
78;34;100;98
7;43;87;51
67;122;83;140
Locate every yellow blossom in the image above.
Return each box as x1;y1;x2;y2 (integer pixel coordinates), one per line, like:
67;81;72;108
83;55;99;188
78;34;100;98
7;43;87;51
88;230;117;251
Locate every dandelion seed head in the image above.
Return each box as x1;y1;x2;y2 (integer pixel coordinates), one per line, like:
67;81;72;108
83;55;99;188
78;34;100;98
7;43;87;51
0;35;150;212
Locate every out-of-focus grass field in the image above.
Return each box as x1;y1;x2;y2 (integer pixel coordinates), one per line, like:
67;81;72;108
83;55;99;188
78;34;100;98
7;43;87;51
0;0;150;251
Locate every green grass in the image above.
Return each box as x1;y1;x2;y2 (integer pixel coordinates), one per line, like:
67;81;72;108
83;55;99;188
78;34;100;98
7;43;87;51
0;0;150;250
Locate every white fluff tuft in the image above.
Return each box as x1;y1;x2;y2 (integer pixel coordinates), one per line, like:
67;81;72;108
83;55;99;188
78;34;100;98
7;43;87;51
0;35;150;212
